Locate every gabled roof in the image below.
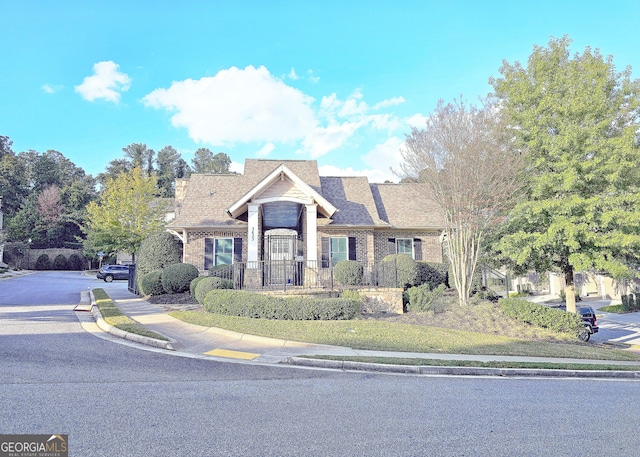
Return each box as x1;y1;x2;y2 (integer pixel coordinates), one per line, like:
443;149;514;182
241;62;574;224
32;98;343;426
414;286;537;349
227;164;337;218
167;159;444;231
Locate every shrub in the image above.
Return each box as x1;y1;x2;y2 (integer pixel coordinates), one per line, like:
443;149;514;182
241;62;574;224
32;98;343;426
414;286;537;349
379;254;419;289
190;276;205;299
68;253;85;270
416;262;448;288
140;270;165;296
202;290;360;320
35;254;51;270
406;283;447;312
499;297;584;335
52;254;68;270
161;263;200;294
195;277;234;304
334;260;363;286
136;232;183;278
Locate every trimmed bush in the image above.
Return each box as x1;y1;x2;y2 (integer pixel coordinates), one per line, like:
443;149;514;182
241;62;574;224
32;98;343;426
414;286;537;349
190;276;205;299
52;254;69;270
499;297;584;335
334;260;363;286
136;231;183;278
68;253;85;270
416;262;448;289
161;263;199;294
140;270;165;296
34;254;51;270
195;277;234;304
202;290;360;320
406;283;447;312
379;254;420;289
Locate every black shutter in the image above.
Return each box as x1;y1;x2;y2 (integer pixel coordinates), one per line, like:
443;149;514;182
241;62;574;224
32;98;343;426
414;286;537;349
204;238;214;270
388;238;396;255
413;238;423;261
321;237;330;268
234;238;243;263
348;237;357;261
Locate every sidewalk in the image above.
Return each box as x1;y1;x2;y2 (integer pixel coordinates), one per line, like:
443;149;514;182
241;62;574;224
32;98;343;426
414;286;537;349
78;287;640;379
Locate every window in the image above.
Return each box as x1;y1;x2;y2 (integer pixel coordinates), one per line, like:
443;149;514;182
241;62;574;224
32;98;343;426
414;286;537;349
321;236;356;267
205;237;242;270
330;237;348;265
396;238;413;257
214;238;233;266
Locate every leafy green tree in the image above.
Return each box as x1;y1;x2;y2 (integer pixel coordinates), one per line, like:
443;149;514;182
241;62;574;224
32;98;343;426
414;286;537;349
83;168;167;261
122;143;155;176
156;145;181;197
489;36;640;312
0;137;29;218
191;148;232;174
97;158;132;189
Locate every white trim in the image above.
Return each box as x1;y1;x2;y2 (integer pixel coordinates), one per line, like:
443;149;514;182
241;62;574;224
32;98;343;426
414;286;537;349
227;164;337;219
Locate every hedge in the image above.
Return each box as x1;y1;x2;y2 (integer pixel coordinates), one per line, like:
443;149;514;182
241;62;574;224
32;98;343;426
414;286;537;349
161;263;200;294
136;231;183;278
140;270;165;296
379;254;420;289
52;254;69;270
203;290;361;320
190;276;206;299
499;297;584;334
68;253;85;271
416;262;448;289
195;277;234;304
334;260;363;286
35;254;51;270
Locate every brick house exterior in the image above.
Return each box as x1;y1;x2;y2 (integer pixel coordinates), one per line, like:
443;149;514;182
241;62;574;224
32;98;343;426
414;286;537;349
167;159;445;284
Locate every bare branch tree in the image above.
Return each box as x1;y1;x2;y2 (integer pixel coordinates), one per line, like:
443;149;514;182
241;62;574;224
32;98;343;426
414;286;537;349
401;98;524;306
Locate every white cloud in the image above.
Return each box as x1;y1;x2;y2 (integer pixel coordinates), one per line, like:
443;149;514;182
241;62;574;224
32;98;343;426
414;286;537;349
299;121;364;158
373;96;405;110
287;68;299;80
306;69;319;83
143;65;317;145
407;113;428;128
41;83;63;94
75;61;131;103
361;136;406;182
256;142;275;157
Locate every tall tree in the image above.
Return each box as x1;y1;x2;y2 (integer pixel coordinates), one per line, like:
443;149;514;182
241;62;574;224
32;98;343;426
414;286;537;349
401;98;523;306
122;143;155;176
489;36;640;312
83;168;167;260
156;145;181;197
0;137;29;217
191;148;232;174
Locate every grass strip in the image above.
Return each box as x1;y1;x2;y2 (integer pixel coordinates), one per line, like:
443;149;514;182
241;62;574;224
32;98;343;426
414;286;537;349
93;288;169;341
600;304;626;313
300;355;640;371
169;309;640;362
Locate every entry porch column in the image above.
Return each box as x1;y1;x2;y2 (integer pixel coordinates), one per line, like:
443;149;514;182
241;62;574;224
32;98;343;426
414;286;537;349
305;203;317;266
248;203;259;263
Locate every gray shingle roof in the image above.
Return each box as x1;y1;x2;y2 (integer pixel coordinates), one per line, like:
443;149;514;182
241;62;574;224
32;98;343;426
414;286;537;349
168;159;444;230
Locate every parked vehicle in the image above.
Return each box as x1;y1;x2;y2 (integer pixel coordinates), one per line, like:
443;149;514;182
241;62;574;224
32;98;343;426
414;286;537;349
97;265;130;282
577;306;599;342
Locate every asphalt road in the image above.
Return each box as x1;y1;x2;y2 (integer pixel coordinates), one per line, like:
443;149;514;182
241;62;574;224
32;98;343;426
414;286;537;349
2;272;640;456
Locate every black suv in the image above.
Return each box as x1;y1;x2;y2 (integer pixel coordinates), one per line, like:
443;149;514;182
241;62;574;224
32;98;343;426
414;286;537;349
577;306;599;342
97;265;130;282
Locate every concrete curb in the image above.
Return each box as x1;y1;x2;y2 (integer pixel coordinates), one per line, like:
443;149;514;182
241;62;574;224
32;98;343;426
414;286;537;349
87;291;176;351
283;357;640;379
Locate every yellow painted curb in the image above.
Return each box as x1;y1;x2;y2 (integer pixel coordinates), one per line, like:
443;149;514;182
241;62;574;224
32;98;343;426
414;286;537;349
204;349;261;360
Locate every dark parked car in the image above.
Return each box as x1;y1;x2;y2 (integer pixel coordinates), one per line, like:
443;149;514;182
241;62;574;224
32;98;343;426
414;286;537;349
97;265;130;282
577;306;599;342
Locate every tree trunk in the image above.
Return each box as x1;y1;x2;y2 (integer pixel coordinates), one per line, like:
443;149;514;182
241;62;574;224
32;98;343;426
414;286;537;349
564;264;577;313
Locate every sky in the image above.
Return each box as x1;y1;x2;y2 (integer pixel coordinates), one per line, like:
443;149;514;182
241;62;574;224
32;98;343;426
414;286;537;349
2;0;640;183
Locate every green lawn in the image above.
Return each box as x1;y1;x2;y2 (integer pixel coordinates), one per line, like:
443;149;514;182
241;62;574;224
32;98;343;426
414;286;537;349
169;309;640;362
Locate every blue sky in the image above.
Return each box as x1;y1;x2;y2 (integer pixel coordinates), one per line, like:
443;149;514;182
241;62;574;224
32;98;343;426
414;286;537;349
2;1;640;182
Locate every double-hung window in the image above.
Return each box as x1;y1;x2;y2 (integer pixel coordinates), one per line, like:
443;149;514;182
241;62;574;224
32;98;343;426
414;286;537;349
396;238;413;257
205;237;242;270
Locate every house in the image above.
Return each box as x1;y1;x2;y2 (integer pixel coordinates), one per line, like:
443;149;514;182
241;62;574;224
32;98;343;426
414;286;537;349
166;159;445;287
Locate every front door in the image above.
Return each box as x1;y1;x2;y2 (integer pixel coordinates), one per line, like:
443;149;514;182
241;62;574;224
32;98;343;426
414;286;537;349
264;231;300;286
